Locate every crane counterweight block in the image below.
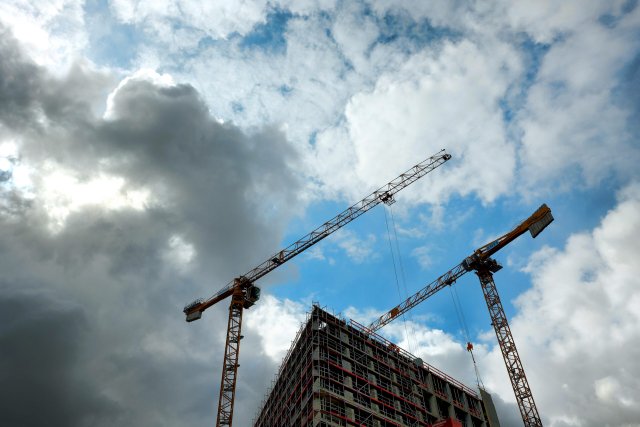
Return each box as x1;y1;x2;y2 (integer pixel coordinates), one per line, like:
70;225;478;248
184;298;204;322
529;209;554;238
186;309;203;322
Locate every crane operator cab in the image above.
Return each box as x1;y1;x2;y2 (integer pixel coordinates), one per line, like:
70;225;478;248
243;285;261;309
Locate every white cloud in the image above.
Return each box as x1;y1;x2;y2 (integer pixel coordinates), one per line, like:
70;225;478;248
245;294;307;362
120;4;462;203
503;0;622;44
163;234;196;271
109;0;269;39
0;0;87;71
277;0;338;16
4;0;638;210
330;2;381;73
35;163;152;233
331;229;378;263
411;245;434;269
369;0;472;30
304;246;327;262
516;9;640;193
104;69;176;120
594;376;637;408
166;17;349;146
314;37;520;205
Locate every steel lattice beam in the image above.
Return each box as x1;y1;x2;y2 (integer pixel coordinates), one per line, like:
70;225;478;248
368;263;468;332
477;267;543;427
216;288;245;427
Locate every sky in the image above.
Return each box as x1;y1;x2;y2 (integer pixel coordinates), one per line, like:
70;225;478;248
0;1;639;426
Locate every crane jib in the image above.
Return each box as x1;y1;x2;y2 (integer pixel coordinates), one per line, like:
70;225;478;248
183;149;452;318
485;240;499;251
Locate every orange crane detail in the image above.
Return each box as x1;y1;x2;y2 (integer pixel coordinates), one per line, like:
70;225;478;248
183;150;452;427
367;204;553;427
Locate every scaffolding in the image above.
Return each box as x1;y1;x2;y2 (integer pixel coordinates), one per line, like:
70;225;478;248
254;305;487;427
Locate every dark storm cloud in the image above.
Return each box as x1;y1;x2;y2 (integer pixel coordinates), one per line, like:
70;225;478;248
0;26;112;137
0;285;120;426
0;26;300;426
0;26;43;128
93;77;301;279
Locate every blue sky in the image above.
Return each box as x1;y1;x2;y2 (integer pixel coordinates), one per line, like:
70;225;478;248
1;1;639;426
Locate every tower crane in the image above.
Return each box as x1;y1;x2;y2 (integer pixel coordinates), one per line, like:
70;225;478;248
183;150;452;427
367;204;554;427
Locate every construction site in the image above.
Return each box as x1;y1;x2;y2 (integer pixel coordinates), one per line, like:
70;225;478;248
253;305;494;427
183;150;552;427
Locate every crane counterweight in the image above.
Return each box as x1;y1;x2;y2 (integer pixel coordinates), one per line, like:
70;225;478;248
186;310;202;322
529;209;554;238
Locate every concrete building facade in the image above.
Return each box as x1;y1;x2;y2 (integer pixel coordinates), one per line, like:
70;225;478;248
254;305;488;427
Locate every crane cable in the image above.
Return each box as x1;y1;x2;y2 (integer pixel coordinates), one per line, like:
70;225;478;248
449;284;485;389
383;205;416;354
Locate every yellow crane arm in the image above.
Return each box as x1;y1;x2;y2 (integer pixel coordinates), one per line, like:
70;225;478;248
368;204;553;332
472;204;552;260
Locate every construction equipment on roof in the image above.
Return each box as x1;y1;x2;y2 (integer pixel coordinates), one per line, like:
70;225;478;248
368;204;553;427
183;149;451;426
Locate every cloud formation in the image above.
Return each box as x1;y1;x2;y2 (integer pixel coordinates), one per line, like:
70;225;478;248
6;1;633;206
317;38;519;204
1;1;640;426
0;27;302;426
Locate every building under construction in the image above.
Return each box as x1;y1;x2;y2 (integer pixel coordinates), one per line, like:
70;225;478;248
254;305;496;427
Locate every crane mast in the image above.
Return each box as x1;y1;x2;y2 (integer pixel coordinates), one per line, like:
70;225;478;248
184;150;452;427
368;204;553;427
217;286;245;426
476;262;541;427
